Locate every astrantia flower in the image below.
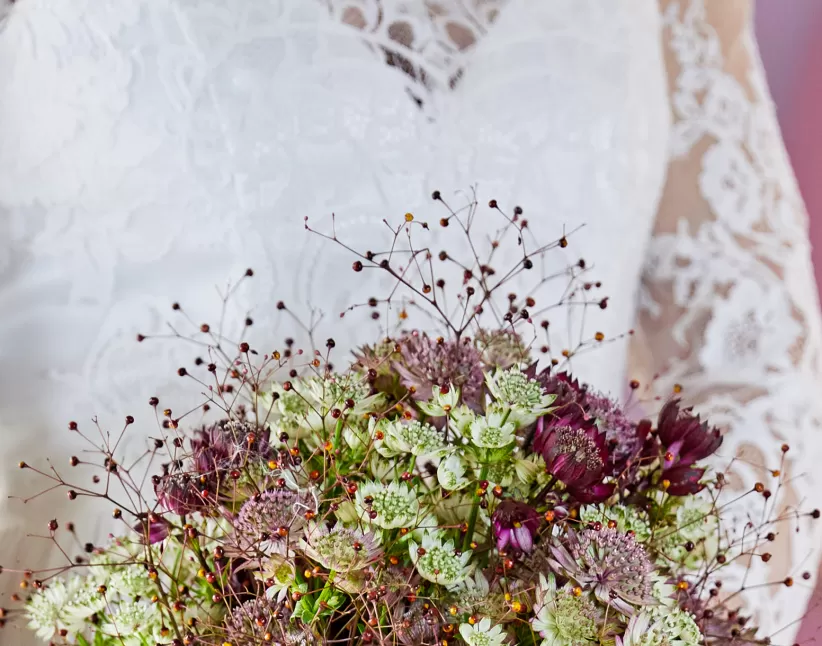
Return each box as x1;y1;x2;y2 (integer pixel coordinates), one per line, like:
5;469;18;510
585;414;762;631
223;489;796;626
100;601;162;646
618;608;702;646
654;495;718;570
437;452;470;491
268;374;379;438
235;489;316;550
224;597;313;646
585;390;644;474
537;370;645;476
656;399;722;495
469;407;517;449
409;531;473;585
532;573;604;646
154;472;205;516
418;384;461;417
533;412;614;502
356;481;421;529
254;553;296;603
375;418;446;458
549;527;656;615
301;523;382;572
61;576;107;629
449;569;490;606
396;600;442;646
192;418;274;474
492;500;540;553
459;617;508;646
26;579;78;640
475;329;529;370
486;368;554;426
393;331;485;408
579;504;652;543
109;562;155;598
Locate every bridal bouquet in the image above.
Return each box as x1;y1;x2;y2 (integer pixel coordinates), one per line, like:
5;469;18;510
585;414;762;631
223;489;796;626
13;195;800;645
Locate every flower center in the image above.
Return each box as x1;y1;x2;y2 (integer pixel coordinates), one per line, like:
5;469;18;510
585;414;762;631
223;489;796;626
555;427;602;471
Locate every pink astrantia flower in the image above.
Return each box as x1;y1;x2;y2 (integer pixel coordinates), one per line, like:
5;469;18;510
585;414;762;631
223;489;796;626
492;500;541;553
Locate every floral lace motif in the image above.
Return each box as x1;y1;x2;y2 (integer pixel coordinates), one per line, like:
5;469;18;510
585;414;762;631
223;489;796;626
639;0;822;637
325;0;504;91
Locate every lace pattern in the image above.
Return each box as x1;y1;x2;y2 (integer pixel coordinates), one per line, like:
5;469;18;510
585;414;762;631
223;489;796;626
639;0;822;635
326;0;504;91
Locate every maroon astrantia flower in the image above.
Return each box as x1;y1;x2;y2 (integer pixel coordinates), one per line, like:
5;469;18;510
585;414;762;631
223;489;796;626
533;411;613;502
656;399;722;495
492;500;541;553
133;515;171;545
392;331;484;408
537;369;644;476
191;419;274;475
537;369;584;411
154;472;205;516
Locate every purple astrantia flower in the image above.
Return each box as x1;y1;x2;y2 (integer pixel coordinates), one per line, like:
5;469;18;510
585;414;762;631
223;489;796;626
223;597;312;646
154;473;204;516
533;410;614;502
585;391;644;475
133;515;170;545
549;527;656;616
191;419;274;475
492;500;541;553
538;369;644;477
392;331;485;409
234;489;315;550
656;399;722;495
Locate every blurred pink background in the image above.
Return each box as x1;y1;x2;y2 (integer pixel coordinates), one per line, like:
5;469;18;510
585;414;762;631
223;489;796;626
756;1;822;639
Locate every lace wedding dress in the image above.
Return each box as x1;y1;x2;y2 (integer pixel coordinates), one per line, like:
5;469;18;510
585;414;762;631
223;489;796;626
0;0;819;641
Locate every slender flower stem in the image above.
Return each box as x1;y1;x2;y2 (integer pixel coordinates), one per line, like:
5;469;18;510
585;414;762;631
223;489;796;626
313;569;337;617
531;474;558;504
463;463;489;552
333;418;345;451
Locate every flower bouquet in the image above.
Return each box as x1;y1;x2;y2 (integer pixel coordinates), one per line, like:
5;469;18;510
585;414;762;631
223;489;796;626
10;194;812;645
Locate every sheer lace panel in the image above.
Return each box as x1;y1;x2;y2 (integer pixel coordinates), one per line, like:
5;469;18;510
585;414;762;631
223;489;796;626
326;0;505;91
638;0;822;636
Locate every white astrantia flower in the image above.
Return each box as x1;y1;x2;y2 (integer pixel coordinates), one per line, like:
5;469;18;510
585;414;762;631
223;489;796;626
513;455;543;485
449;405;477;440
459;617;508;646
109;562;154;598
485;368;554;427
580;504;652;543
419;385;461;417
26;578;78;640
356;481;421;529
483;458;516;488
254;553;296;604
408;531;473;585
618;608;702;646
61;575;107;631
266;374;382;439
654;494;718;570
301;523;382;573
437;452;470;491
469;407;516;449
100;600;163;646
448;569;490;608
532;573;603;646
375;418;447;458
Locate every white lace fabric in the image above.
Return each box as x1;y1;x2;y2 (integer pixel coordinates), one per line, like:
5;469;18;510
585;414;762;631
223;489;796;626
0;0;818;642
638;0;822;634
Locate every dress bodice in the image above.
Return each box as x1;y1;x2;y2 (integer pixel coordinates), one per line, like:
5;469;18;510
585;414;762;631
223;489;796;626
0;1;670;641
